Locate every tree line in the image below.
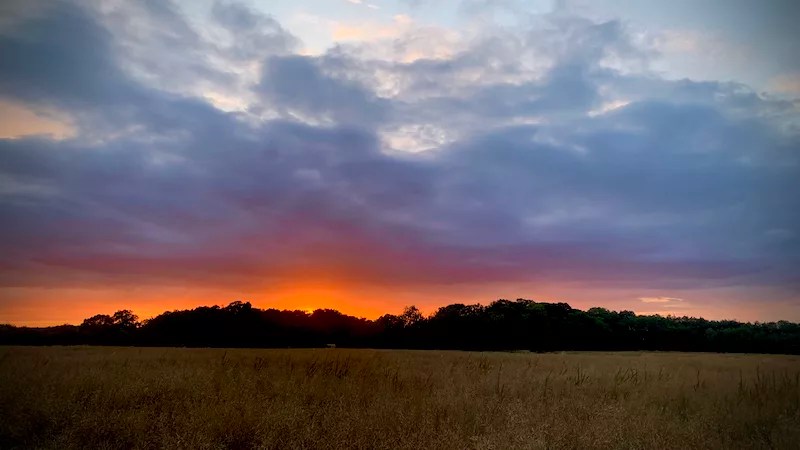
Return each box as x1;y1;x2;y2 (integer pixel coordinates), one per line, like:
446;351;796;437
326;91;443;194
1;299;799;354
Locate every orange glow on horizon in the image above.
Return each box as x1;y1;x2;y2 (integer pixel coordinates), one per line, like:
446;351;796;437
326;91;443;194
0;282;419;327
1;283;798;327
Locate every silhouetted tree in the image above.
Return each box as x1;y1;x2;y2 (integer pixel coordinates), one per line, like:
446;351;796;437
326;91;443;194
399;306;424;327
81;314;115;329
77;310;140;344
112;310;139;330
2;299;799;354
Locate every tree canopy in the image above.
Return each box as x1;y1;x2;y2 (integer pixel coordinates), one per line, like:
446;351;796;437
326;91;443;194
2;299;798;354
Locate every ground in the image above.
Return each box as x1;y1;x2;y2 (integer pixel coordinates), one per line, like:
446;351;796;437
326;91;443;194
1;347;798;449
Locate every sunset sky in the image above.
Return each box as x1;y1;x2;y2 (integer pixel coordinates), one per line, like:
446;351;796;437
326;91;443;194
1;0;798;326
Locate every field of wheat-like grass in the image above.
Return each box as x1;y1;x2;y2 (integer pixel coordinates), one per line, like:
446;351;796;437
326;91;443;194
1;346;798;449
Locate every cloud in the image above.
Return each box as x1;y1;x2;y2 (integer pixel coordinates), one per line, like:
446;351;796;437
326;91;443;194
639;297;683;304
257;54;391;125
345;0;379;8
0;100;74;139
210;1;299;60
0;1;130;109
0;0;798;309
332;15;413;42
769;74;800;96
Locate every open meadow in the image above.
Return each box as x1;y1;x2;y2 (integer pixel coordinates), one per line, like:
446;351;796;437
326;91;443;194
1;346;799;449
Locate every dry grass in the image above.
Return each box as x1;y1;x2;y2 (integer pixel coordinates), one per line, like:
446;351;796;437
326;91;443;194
0;347;798;449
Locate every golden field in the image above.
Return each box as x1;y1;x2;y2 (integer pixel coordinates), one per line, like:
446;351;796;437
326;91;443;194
0;346;798;449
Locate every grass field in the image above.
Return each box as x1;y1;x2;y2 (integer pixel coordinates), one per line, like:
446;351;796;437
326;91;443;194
1;347;798;449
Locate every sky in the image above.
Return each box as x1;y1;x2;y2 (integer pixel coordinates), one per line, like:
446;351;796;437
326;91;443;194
0;0;798;326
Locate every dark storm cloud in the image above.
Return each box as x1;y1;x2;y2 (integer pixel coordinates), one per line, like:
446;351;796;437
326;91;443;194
0;1;128;107
211;1;299;59
258;55;391;125
0;0;243;140
0;0;797;296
